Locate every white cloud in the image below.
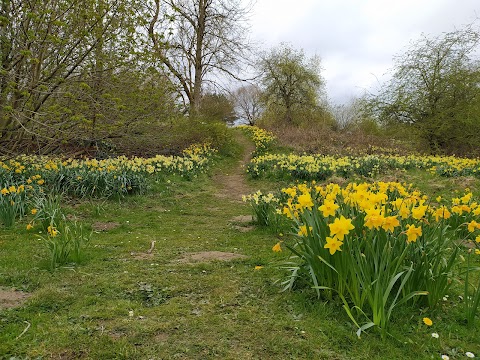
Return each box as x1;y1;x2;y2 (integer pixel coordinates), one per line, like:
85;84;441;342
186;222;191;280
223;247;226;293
248;0;480;104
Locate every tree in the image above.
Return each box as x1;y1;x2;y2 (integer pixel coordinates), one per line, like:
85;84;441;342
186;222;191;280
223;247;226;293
0;0;142;153
232;84;262;125
368;25;480;153
258;44;325;123
148;0;253;115
330;97;365;130
198;92;236;122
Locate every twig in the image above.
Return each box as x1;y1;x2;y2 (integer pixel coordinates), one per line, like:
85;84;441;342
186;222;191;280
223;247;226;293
147;240;156;254
15;321;31;340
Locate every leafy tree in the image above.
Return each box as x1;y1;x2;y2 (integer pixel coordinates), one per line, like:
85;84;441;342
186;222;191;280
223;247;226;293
147;0;253;115
0;0;144;153
198;92;236;123
368;25;480;154
258;44;325;124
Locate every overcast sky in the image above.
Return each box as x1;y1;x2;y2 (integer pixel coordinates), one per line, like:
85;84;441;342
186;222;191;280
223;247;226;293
248;0;479;105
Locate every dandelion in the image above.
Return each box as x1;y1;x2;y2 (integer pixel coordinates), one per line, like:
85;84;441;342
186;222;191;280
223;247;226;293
26;223;33;230
254;266;264;270
31;208;38;215
423;317;433;326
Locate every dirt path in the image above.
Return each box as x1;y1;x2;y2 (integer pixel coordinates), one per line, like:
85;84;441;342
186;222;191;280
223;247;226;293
213;131;256;202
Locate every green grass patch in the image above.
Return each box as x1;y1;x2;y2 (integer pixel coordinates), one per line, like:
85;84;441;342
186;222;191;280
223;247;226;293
1;132;479;359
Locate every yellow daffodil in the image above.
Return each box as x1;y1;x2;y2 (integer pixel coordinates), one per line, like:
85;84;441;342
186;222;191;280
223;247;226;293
398;205;411;219
364;208;385;230
272;242;282;252
382;216;400;232
319;200;339;217
329;215;354;241
467;220;480;233
434;206;451;221
298;225;312;237
412;204;428;220
47;225;59;237
296;193;314;210
405;224;422;243
324;236;343;255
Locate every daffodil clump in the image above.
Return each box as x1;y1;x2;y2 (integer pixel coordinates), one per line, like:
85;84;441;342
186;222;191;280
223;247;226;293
0;173;48;228
238;125;276;154
0;143;216;200
247;181;480;337
0;183;36;228
242;191;286;232
247;153;480;180
40;219;91;270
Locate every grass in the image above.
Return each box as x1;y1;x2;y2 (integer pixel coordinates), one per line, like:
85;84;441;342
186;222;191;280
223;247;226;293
1;130;480;359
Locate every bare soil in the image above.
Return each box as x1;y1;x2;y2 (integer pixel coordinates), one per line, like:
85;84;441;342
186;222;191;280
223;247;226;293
0;287;30;309
174;251;248;264
92;221;120;232
213;132;256;202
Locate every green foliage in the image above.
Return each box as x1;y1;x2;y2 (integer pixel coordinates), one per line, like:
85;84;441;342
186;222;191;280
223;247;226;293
242;191;286;234
39;218;92;270
121;117;237;158
0;134;479;358
367;24;480;155
463;252;480;328
198;92;236;123
0;185;28;228
31;194;64;231
258;43;327;124
0;0;149;151
245;181;480;338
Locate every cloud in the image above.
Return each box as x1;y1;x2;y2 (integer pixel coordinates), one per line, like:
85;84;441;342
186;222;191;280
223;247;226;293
249;0;480;103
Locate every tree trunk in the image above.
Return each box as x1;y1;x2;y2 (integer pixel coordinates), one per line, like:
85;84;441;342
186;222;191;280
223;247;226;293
191;0;206;116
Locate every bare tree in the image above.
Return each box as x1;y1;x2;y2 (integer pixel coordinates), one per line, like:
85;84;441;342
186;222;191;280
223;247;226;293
330;97;364;130
148;0;253;115
232;84;262;125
